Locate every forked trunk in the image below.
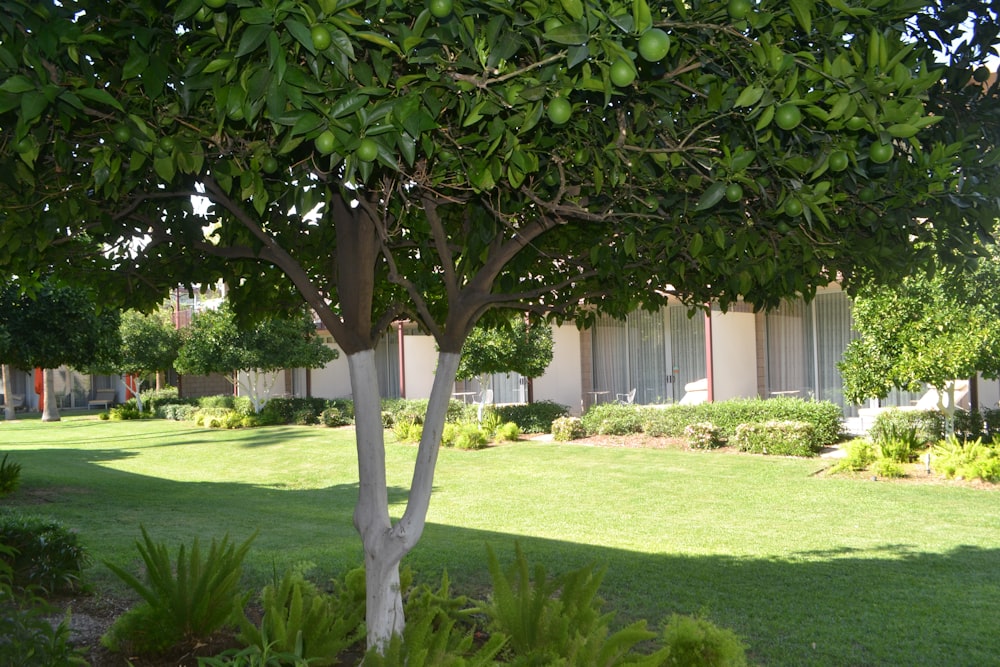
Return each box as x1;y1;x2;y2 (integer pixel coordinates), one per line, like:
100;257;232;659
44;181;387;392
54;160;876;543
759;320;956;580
348;349;462;652
41;368;60;422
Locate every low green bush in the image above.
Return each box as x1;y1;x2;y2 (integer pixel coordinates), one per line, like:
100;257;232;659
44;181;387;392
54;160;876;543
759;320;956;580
874;423;922;463
660;613;748;667
382;398;465;429
109;403;143;420
494;422;521;442
0;588;85;667
492;401;569;433
238;566;364;666
139;386;179;414
704;397;842;447
0;513;89;595
321;406;352;427
551;416;586;441
393;420;423;444
581;403;644;436
684;422;722;449
873;458;906;478
156;403;200;421
828;438;877;473
870;409;943;447
199;394;236;410
102;527;255;656
452;424;488;450
932;436;1000;483
292;407;320;426
0;454;21;496
732;421;817;457
643;406;701;437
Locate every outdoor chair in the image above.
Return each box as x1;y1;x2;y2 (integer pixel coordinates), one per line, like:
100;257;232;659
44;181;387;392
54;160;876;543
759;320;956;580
474;388;494;422
616;388;636;405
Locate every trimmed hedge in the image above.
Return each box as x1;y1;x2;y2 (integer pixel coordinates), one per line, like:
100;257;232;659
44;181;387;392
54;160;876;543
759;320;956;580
869;409;943;446
493;401;569;433
732;421;817;456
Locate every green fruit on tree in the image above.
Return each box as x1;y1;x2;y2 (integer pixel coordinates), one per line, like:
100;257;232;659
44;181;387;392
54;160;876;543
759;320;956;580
725;183;744;203
858;187;877;202
547;98;572;125
543;171;559;186
261;155;278;173
315;130;336;155
609;58;636;87
13;137;32;153
973;66;991;83
310;25;332;50
204;0;226;9
845;116;867;131
774;104;802;130
357;137;379;162
828;150;849;172
638;28;671;63
784;197;803;217
428;0;453;18
113;125;132;144
573;148;588;166
194;5;213;22
869;141;894;164
728;0;752;20
776;221;792;234
158;136;175;152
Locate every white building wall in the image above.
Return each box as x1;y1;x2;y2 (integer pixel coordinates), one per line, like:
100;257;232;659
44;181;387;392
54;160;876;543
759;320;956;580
309;343;353;399
533;323;583;414
402;334;438;398
710;309;758;401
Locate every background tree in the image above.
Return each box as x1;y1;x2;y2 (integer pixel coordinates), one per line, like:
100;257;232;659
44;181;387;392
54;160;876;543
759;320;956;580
99;310;182;412
840;250;1000;430
2;0;998;648
456;316;554;399
0;280;121;421
174;304;337;413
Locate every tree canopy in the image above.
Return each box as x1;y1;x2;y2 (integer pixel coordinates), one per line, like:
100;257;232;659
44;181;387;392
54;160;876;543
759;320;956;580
96;309;183;410
2;0;999;649
456;316;554;386
173;303;337;412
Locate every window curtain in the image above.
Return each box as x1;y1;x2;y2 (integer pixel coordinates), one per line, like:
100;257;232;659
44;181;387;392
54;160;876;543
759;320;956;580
813;292;856;415
629;309;670;404
765;300;814;396
668;305;706;403
592;316;629;401
375;328;401;399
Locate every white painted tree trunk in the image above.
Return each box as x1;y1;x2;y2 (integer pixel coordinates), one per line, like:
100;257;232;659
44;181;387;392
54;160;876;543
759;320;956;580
41;368;60;422
2;365;14;421
348;348;462;651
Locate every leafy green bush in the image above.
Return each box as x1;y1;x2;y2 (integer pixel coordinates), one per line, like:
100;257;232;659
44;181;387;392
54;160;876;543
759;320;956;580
684;422;722;449
321;406;352;427
199;394;236;410
873;458;906;478
870;409;943;447
932;436;1000;483
732;421;817;457
0;592;85;667
157;403;200;421
109;403;143;420
199;643;311;666
292;407;319;426
393;420;423;444
643;406;701;437
551;416;586;441
453;424;488;450
238;566;364;666
581;404;644;436
0;454;21;496
492;401;569;433
0;513;89;594
828;438;877;473
494;422;521;442
874;423;922;463
102;527;255;656
382;398;465;429
660;613;748;667
139;386;179;414
702;398;843;447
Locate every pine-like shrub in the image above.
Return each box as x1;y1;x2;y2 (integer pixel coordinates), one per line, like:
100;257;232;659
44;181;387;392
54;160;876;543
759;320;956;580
660;613;748;666
0;454;21;496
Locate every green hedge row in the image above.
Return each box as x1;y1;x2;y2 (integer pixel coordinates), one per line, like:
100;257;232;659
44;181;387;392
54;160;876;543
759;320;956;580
580;397;844;449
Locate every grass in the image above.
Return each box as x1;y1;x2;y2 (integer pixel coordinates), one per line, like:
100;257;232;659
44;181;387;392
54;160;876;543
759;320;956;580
3;414;999;666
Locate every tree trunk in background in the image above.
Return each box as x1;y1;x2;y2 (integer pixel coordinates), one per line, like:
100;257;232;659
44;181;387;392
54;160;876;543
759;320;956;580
41;368;60;422
2;365;14;421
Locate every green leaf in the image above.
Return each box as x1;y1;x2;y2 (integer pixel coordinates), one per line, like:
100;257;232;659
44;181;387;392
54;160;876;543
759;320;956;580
559;0;584;20
695;182;727;211
76;87;124;112
328;91;369;119
789;0;812;33
0;75;35;94
19;91;48;121
544;22;588;45
733;85;764;108
236;24;272;58
354;31;402;55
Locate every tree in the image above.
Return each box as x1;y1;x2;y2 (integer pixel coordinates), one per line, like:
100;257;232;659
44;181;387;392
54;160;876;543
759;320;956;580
100;310;182;412
840;250;1000;430
456;316;554;397
2;0;999;649
173;304;336;413
0;280;121;421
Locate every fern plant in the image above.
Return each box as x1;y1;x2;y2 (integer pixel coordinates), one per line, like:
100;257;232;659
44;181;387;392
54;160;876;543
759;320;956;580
0;454;21;496
102;527;256;655
238;565;364;666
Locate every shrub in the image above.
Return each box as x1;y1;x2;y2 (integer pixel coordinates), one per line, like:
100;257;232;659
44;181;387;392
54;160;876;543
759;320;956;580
238;566;364;666
551;416;586;441
869;409;943;447
109;403;142;420
102;527;255;656
321;406;351;427
156;403;200;421
873;458;905;478
0;512;89;594
643;406;701;437
392;420;423;444
140;386;179;414
874;423;922;463
381;398;465;429
732;421;817;457
199;644;311;666
703;398;843;447
660;613;748;667
492;401;569;433
828;438;877;473
684;422;722;449
0;591;85;667
581;404;644;436
292;407;319;426
199;394;236;410
932;436;1000;483
452;424;488;450
0;454;21;496
494;422;521;442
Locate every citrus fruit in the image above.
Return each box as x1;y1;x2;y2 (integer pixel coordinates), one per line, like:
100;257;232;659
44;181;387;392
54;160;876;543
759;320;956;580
828;150;849;172
113;125;132;144
725;183;743;203
845;116;867;131
973;66;991;83
315;130;336;155
609;58;636;87
357;137;379;162
869;141;894;164
204;0;226;9
158;136;175;152
728;0;752;20
784;198;803;217
547;98;572;125
774;104;802;131
429;0;453;18
638;28;671;63
261;155;278;173
310;25;332;50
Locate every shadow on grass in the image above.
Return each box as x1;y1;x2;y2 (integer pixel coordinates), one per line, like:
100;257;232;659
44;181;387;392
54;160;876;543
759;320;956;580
2;446;997;666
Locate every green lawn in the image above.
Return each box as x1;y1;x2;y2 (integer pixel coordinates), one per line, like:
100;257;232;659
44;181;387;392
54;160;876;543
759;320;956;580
3;414;998;666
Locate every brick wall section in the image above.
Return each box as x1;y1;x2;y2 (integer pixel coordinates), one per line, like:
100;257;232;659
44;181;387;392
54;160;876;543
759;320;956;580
179;373;233;399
